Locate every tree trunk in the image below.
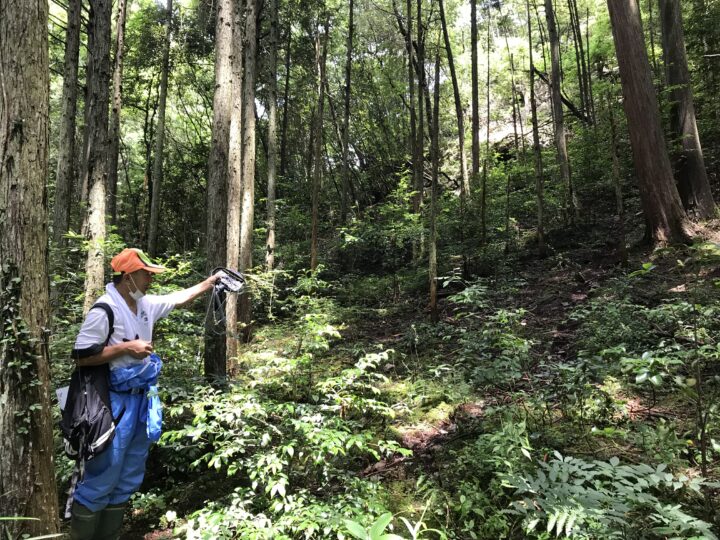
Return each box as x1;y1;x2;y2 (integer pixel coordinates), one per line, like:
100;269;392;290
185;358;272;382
310;16;329;271
279;22;291;179
527;0;546;256
481;5;491;244
405;0;418;213
607;0;692;244
340;0;354;223
429;53;440;324
266;0;279;271
606;92;628;266
414;0;425;217
545;0;578;222
0;0;60;536
53;0;81;247
471;0;480;182
225;0;244;363
204;0;233;380
82;0;113;314
438;0;469;199
238;0;258;338
148;0;173;256
659;0;715;219
107;0;128;226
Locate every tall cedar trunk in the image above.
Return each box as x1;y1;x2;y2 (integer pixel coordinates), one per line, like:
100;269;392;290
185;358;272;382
527;0;545;256
53;0;81;247
204;0;233;380
148;0;173;256
310;16;329;271
107;0;128;226
340;0;354;223
545;0;578;221
0;0;60;535
238;0;258;338
406;0;418;212
471;0;480;181
415;0;425;217
266;0;279;270
225;0;244;363
659;0;715;218
279;22;291;179
429;53;440;324
439;0;469;198
82;0;113;314
607;0;692;244
481;7;491;244
606;93;628;266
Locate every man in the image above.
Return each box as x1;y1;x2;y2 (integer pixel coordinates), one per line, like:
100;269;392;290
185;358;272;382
68;248;219;540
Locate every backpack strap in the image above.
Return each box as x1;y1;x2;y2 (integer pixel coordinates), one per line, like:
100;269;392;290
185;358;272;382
71;302;115;359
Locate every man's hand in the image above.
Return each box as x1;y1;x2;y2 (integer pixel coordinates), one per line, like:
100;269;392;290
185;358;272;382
125;339;154;359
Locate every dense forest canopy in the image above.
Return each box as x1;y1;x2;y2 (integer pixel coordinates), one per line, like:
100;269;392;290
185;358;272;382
3;0;720;537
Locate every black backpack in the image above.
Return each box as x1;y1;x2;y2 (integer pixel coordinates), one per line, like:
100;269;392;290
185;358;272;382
59;302;123;462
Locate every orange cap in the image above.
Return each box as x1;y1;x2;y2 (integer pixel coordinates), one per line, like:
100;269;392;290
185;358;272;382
111;248;167;275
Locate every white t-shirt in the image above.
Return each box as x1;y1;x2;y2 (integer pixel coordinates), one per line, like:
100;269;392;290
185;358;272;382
74;283;175;369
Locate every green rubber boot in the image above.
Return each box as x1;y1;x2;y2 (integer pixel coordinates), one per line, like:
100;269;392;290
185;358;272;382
95;503;127;540
69;502;100;540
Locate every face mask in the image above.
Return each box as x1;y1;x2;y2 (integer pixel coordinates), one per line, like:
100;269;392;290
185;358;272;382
128;275;145;301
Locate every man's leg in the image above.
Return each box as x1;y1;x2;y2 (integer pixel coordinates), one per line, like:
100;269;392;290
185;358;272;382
95;503;127;540
69;501;100;540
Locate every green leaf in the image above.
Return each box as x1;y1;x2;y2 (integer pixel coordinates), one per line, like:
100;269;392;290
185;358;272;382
370;513;393;538
344;520;369;540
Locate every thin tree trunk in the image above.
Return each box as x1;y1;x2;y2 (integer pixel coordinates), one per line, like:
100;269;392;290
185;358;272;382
481;6;491;244
82;0;113;314
238;0;258;338
648;0;659;76
439;0;469;198
527;0;546;256
107;0;128;226
225;0;244;363
266;0;279;271
429;52;440;324
279;22;291;179
606;93;628;266
0;0;60;535
53;0;81;247
607;0;692;244
310;16;329;271
406;0;418;213
204;0;233;380
545;0;578;222
567;0;587;114
659;0;715;218
340;0;354;223
415;0;425;217
471;0;480;182
148;0;173;256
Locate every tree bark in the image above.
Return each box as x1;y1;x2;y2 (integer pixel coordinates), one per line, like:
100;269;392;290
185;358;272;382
607;0;692;244
205;0;234;380
545;0;578;222
527;0;546;256
429;53;440;324
481;5;491;244
414;0;425;217
107;0;128;226
405;0;418;213
266;0;279;271
53;0;81;247
0;0;60;535
238;0;258;338
225;0;244;363
82;0;113;314
439;0;469;198
310;16;329;271
471;0;480;182
279;22;291;179
340;0;354;223
659;0;715;219
148;0;173;256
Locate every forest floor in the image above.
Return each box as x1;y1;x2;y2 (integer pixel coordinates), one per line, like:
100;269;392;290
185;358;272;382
114;227;720;538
